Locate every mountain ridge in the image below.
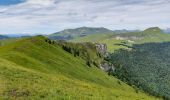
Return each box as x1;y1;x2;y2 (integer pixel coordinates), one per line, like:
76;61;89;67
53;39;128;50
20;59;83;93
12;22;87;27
48;27;114;40
0;36;160;99
48;27;168;40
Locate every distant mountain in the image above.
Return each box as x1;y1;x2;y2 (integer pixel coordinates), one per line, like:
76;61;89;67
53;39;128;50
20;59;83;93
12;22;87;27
5;34;33;38
0;35;9;39
48;27;114;40
48;26;170;52
111;27;169;42
69;27;170;52
143;27;163;34
113;29;139;33
164;28;170;34
71;27;168;42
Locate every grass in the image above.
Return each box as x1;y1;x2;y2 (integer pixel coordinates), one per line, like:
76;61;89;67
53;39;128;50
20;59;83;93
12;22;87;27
70;33;113;42
0;36;161;99
137;33;170;43
70;33;130;52
99;39;131;52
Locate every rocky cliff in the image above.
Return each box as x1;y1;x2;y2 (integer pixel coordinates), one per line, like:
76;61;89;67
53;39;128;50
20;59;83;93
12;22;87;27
95;43;108;57
95;43;115;72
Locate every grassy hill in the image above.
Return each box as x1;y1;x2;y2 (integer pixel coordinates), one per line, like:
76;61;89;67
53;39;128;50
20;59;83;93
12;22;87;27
0;36;160;99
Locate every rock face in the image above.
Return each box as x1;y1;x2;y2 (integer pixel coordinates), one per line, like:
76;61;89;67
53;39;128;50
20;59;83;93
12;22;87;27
95;43;108;57
95;43;115;72
100;62;115;72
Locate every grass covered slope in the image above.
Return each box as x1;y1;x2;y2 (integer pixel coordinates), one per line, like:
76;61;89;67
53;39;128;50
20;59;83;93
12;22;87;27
0;36;160;100
109;42;170;99
56;41;103;67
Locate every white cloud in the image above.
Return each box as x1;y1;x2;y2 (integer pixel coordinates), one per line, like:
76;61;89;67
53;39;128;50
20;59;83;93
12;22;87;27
0;0;170;34
26;0;55;5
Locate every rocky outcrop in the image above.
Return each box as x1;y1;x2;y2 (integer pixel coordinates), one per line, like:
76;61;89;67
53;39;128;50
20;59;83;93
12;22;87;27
95;43;115;72
100;61;115;72
95;43;108;57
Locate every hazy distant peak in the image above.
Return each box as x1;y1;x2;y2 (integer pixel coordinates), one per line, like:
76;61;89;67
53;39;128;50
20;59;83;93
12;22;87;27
48;27;114;40
0;35;9;39
143;27;162;33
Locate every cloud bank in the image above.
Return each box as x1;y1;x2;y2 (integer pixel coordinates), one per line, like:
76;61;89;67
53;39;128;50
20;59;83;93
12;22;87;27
0;0;170;34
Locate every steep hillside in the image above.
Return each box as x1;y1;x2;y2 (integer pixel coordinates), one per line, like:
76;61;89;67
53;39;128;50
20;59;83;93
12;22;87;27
108;42;170;99
56;40;103;67
48;27;114;40
0;36;159;100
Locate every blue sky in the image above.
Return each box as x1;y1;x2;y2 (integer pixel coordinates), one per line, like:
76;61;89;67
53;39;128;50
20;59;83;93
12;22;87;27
0;0;170;35
0;0;24;5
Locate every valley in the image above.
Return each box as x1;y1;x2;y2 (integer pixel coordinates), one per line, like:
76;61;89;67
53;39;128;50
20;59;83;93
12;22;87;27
0;27;170;99
48;26;170;99
0;0;169;99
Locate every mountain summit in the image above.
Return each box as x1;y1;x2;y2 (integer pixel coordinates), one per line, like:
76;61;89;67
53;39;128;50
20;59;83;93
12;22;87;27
48;27;113;40
143;27;163;34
